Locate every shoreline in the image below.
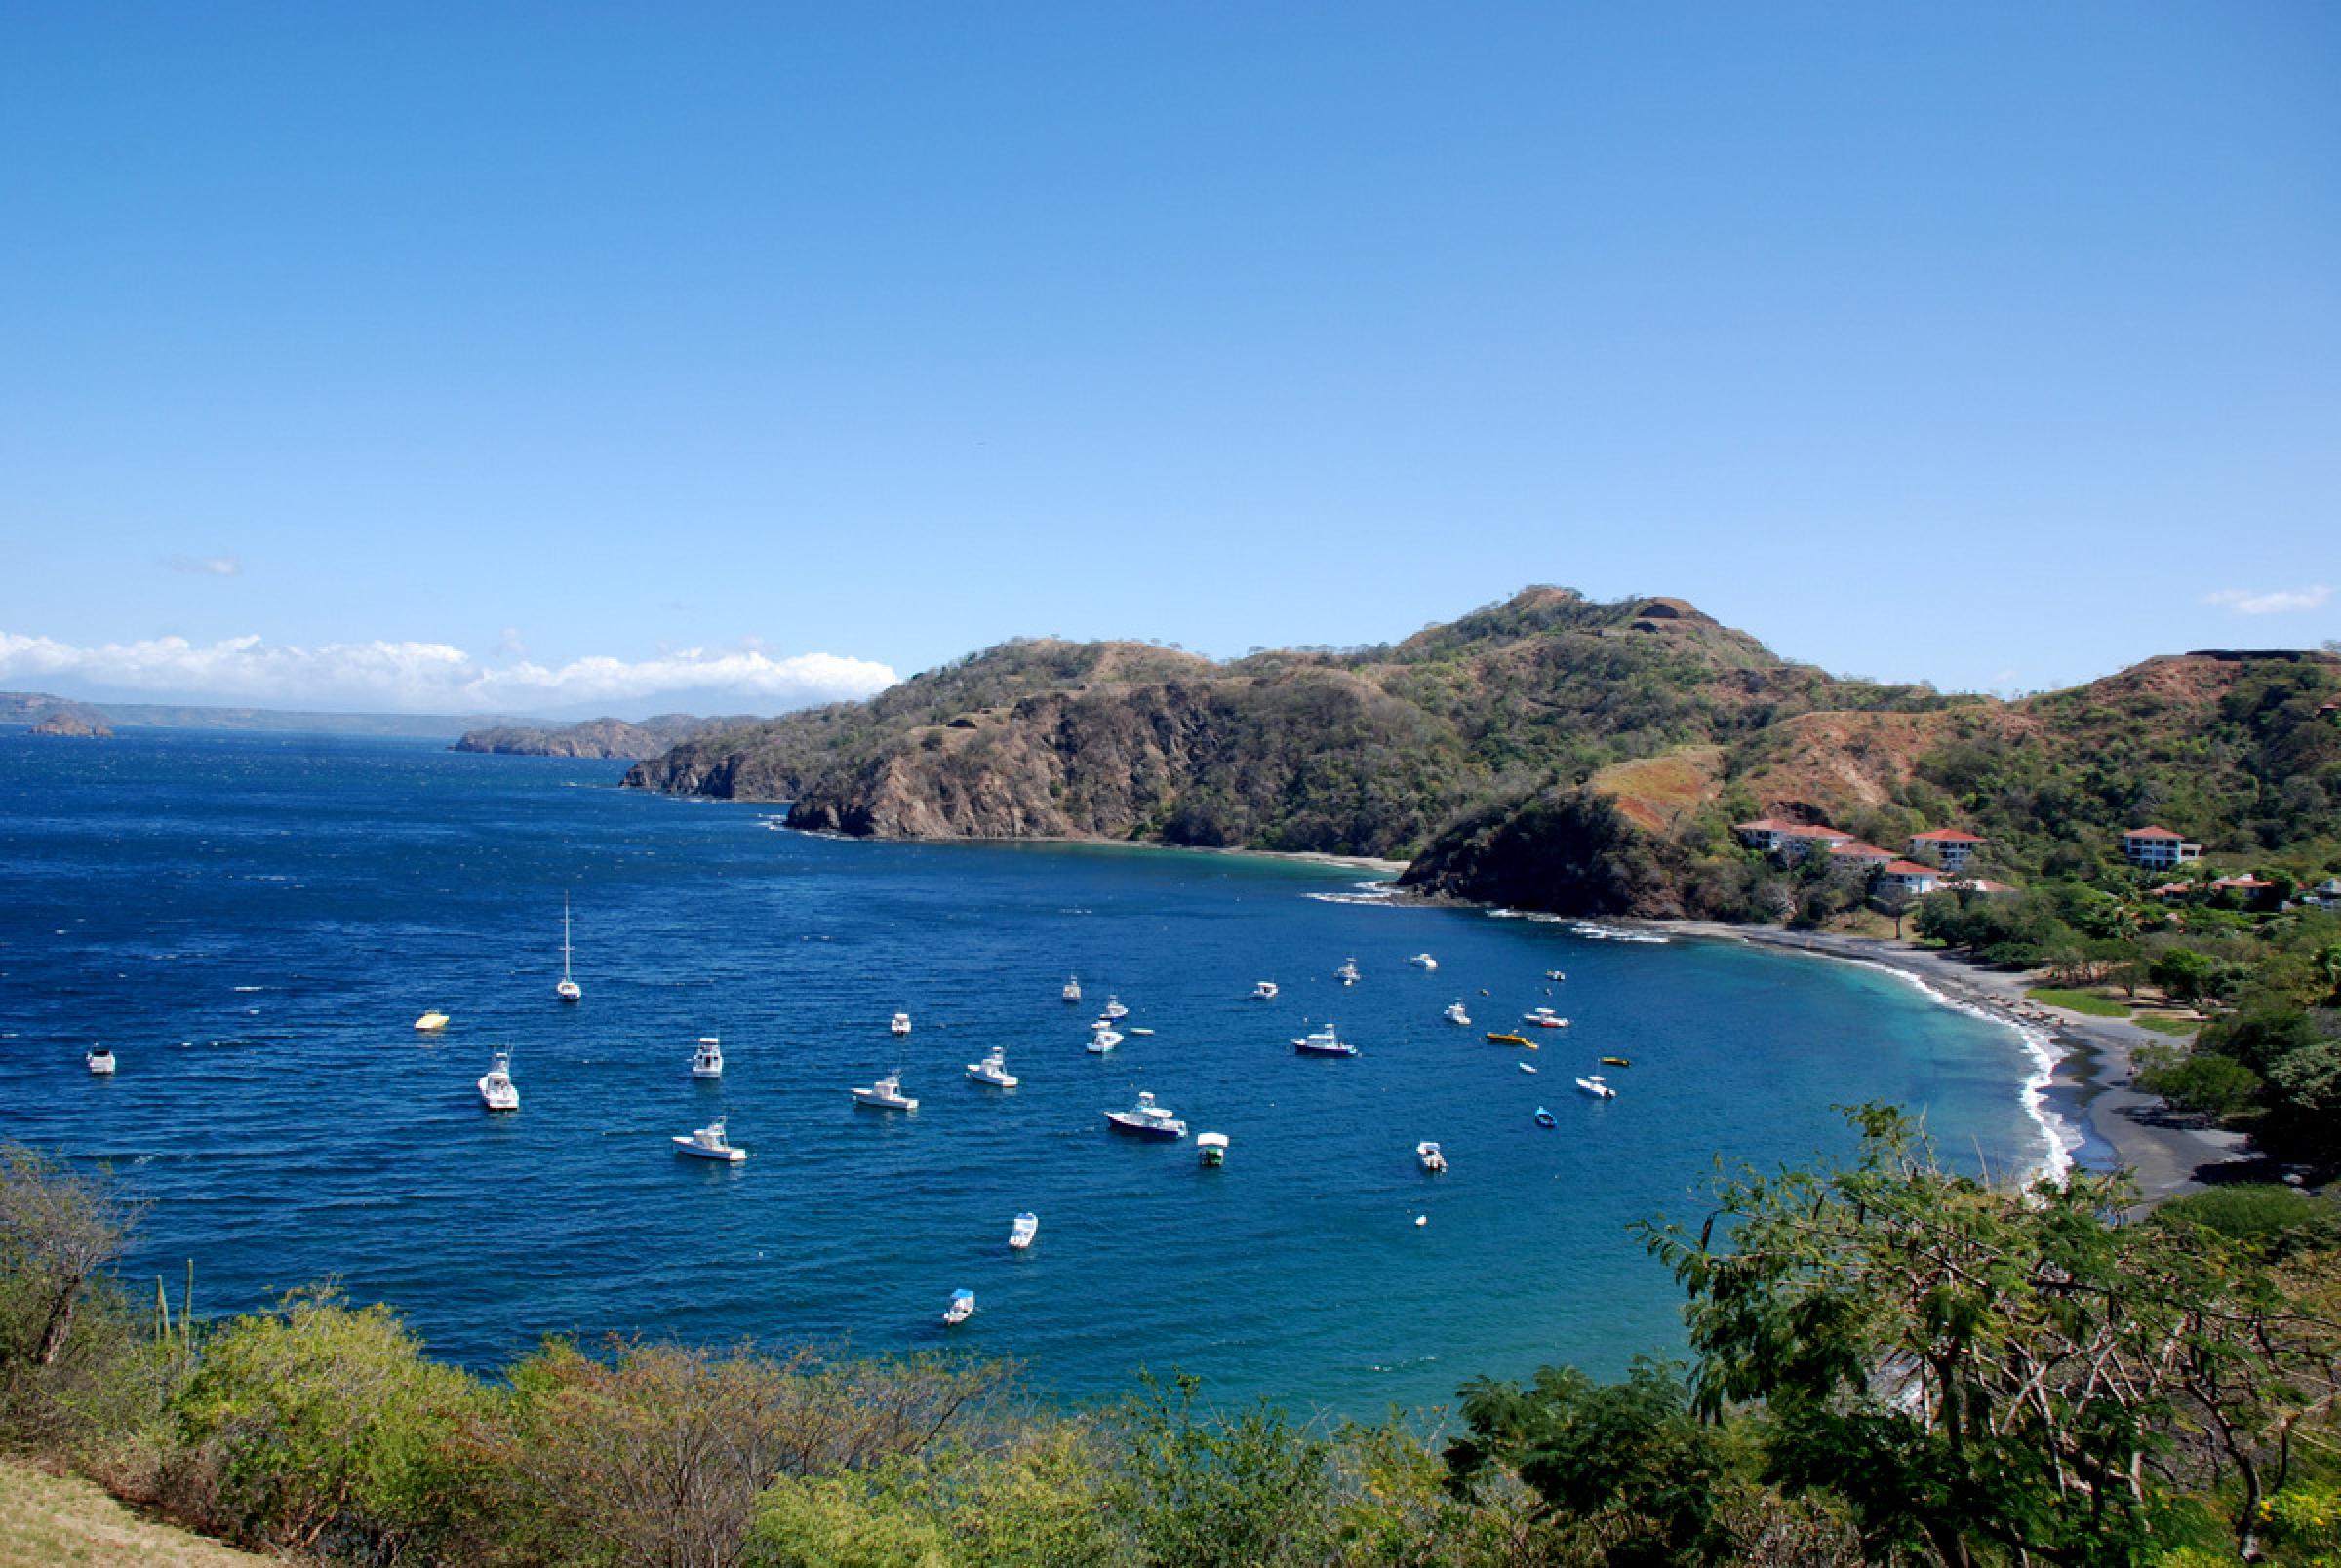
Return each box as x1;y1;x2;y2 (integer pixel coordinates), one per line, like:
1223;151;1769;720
1647;921;2254;1205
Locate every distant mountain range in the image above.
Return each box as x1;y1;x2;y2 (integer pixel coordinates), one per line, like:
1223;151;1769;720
451;713;755;760
0;690;537;740
622;587;2341;917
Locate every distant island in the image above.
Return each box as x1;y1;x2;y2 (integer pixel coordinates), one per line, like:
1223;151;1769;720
452;712;756;760
26;703;110;738
1;689;538;740
624;587;2341;921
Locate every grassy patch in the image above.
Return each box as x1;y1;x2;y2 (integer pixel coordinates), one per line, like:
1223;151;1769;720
0;1462;269;1568
2130;1014;2202;1038
2026;987;2129;1017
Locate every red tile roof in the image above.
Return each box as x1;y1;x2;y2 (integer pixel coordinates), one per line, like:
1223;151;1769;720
2211;875;2275;890
1910;829;1985;843
2124;826;2184;840
1884;860;1940;877
1830;843;1893;859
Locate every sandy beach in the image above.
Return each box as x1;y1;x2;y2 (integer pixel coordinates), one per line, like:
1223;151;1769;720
1650;921;2256;1204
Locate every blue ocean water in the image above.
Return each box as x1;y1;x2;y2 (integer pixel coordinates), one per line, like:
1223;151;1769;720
0;729;2056;1414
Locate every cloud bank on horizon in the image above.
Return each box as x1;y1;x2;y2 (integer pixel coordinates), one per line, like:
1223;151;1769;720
0;631;898;715
2202;584;2331;616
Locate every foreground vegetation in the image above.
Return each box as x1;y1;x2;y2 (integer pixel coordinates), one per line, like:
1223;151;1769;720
7;1117;2340;1567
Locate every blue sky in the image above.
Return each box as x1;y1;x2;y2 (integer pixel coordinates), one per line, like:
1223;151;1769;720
2;3;2335;716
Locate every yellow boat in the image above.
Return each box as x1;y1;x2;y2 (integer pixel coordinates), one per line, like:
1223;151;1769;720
414;1011;449;1033
1601;1056;1632;1068
1485;1032;1536;1049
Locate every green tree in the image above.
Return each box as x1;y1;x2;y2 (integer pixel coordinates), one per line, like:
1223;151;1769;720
2152;948;2223;1003
1638;1107;2341;1567
1110;1371;1333;1568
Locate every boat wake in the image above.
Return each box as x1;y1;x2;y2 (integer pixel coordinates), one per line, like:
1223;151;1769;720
1304;891;1399;907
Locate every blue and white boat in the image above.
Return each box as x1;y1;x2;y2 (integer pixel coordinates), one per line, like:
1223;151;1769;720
943;1288;976;1326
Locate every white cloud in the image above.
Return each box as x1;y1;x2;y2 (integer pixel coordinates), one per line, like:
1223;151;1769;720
168;555;241;577
0;631;897;714
2202;584;2331;616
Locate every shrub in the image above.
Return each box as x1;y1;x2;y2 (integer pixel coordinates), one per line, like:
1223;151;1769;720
2156;1186;2341;1261
2134;1050;2265;1118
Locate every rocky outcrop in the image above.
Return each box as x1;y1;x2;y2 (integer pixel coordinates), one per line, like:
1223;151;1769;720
455;714;753;760
27;704;111;738
1397;788;1688;917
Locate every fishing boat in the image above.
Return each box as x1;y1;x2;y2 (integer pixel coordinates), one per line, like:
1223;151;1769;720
1408;953;1438;970
414;1011;449;1033
691;1037;724;1078
852;1071;918;1111
555;892;581;1002
1416;1141;1447;1173
1292;1024;1357;1057
1600;1056;1632;1068
85;1047;115;1076
1104;1091;1187;1139
1485;1032;1537;1049
890;1012;912;1037
1522;1007;1569;1029
1335;958;1361;985
1196;1131;1229;1167
1086;1029;1123;1053
1575;1074;1617;1100
1101;996;1129;1020
1009;1212;1039;1249
1250;980;1279;1000
1544;969;1567;982
943;1288;976;1326
1062;974;1082;1002
1519;1062;1537;1074
1443;1000;1472;1026
967;1046;1019;1087
478;1050;519;1112
672;1116;746;1162
1534;1107;1557;1128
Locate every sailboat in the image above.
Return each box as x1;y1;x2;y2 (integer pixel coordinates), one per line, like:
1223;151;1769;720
555;893;581;1002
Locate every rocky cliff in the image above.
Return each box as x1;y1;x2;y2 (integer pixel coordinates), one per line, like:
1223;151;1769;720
27;704;111;738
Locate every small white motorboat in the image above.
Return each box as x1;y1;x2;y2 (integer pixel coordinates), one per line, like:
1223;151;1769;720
1575;1074;1617;1100
1009;1212;1039;1249
691;1037;724;1078
1104;1091;1187;1139
1101;996;1129;1020
478;1049;519;1112
1292;1024;1357;1057
943;1288;976;1326
1408;953;1438;970
85;1047;115;1077
1523;1007;1569;1029
1544;969;1567;982
1127;1027;1155;1036
414;1011;450;1033
1443;1000;1472;1026
555;892;582;1002
1416;1140;1447;1172
1335;958;1361;985
673;1116;746;1162
1062;974;1082;1002
1086;1029;1123;1053
1519;1062;1538;1074
890;1012;912;1037
1250;980;1280;1000
1089;1014;1117;1031
1197;1131;1229;1167
967;1046;1019;1087
852;1071;918;1111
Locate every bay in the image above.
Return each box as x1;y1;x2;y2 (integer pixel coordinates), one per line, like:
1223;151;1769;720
0;729;2054;1413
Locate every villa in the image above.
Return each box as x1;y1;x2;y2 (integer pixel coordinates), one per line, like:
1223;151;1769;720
1731;817;1854;857
2121;826;2202;869
1908;828;1986;871
1877;859;1943;895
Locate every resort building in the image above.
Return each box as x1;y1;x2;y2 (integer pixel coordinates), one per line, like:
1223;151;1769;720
1908;828;1986;871
1877;860;1943;895
2120;826;2202;869
2306;878;2341;910
1731;818;1853;857
1827;842;1896;873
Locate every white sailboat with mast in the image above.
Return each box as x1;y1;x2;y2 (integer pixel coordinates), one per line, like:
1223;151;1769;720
555;892;581;1003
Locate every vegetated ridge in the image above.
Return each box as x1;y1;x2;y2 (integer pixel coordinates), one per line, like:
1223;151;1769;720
453;712;754;760
622;589;2341;916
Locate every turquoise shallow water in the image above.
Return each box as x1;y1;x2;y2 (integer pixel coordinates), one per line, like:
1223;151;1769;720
0;729;2054;1414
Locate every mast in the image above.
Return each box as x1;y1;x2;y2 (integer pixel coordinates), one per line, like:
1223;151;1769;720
562;891;574;981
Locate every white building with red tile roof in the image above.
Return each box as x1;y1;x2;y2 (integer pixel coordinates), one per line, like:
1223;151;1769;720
1908;828;1986;871
2121;826;2202;869
1828;842;1896;871
1732;818;1853;856
1878;859;1943;894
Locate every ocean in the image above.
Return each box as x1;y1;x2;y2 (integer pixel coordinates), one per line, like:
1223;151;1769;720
0;728;2061;1414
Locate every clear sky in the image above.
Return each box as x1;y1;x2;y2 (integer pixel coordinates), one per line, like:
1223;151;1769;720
3;3;2335;716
